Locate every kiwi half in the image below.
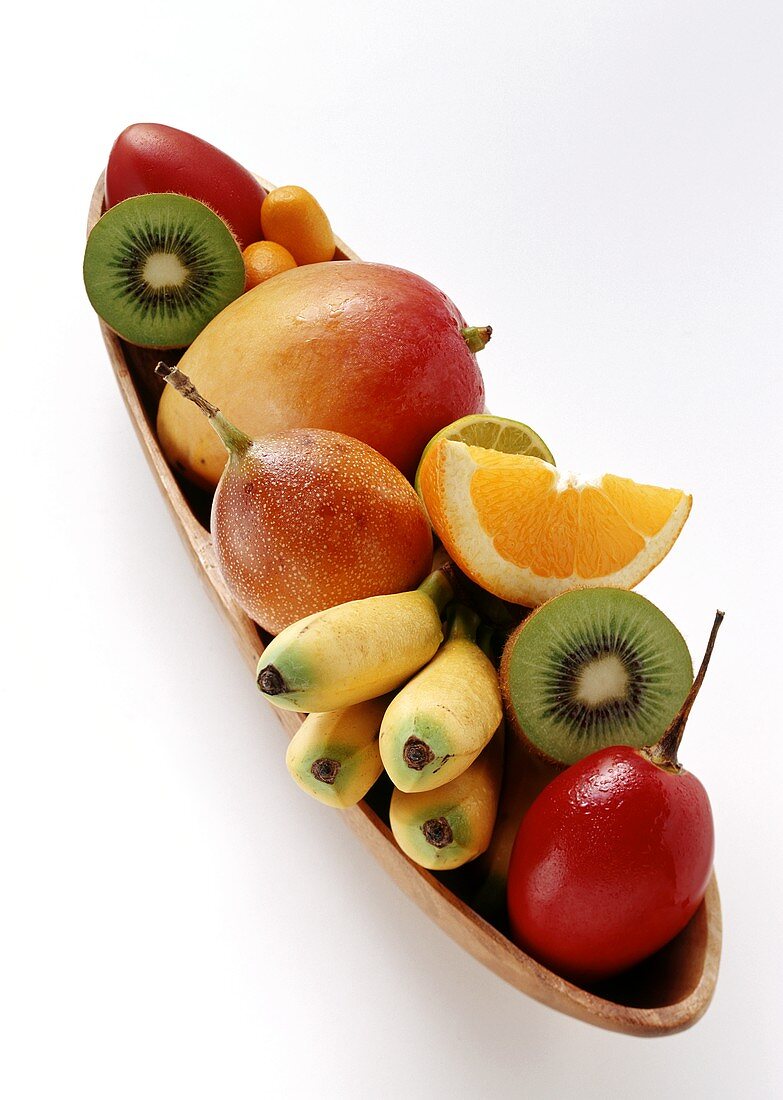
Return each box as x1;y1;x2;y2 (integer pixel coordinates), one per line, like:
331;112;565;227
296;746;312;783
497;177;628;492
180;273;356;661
500;588;693;766
83;193;245;348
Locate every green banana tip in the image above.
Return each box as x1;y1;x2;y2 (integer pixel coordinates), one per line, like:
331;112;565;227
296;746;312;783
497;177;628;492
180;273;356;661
446;603;480;643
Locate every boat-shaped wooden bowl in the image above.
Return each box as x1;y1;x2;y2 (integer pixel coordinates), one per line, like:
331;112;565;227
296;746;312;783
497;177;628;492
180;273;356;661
87;173;721;1036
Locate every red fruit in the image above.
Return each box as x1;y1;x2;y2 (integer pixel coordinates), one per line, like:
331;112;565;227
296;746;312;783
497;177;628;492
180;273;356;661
105;123;266;250
506;612;723;983
507;746;714;981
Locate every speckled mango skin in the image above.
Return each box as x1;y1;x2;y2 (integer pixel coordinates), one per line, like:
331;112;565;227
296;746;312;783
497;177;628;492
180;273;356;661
212;428;432;634
157;261;485;488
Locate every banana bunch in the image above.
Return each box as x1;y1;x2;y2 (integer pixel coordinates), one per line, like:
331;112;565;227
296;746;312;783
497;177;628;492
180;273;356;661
258;568;509;871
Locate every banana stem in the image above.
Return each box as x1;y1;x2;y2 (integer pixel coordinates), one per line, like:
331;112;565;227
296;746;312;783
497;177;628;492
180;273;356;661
418;569;454;614
446;604;480;644
476;623;495;659
155;362;252;457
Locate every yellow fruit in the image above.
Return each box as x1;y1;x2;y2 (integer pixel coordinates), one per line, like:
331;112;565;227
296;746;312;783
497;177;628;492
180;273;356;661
468;734;556;923
260;185;335;265
256;570;453;713
418;440;691;606
242;240;297;289
285;698;388;808
389;724;504;871
378;605;502;793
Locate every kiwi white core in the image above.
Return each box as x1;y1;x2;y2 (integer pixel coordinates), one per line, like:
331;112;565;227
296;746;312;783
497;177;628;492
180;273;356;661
575;653;629;708
143;252;188;289
503;587;695;765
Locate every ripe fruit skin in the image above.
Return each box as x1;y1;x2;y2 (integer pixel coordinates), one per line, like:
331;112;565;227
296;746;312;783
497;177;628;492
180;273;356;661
105;123;266;250
242;240;297;290
285;697;387;808
507;747;714;982
257;578;449;713
379;620;502;793
390;724;504;870
213;428;432;634
261;185;335;265
157;262;486;487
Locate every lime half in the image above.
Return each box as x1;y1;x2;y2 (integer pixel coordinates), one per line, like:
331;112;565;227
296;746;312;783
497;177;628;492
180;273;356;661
415;414;555;494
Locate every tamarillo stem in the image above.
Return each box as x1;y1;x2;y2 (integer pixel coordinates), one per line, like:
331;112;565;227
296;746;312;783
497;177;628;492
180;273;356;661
647;610;725;770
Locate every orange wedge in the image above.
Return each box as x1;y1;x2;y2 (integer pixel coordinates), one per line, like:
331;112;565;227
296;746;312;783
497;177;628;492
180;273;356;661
418;441;692;606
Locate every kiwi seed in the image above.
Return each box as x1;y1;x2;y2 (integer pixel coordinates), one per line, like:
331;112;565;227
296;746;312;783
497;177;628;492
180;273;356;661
500;588;693;766
83;193;245;348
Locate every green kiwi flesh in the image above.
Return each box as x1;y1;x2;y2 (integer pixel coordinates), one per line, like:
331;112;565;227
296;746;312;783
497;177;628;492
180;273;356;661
83;193;245;348
500;588;693;766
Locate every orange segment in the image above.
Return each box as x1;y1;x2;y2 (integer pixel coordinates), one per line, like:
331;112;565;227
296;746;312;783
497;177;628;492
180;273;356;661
418;440;691;606
600;475;686;537
575;488;645;578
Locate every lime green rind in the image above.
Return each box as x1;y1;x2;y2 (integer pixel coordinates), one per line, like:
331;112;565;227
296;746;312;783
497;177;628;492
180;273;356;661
506;588;693;766
414;413;556;496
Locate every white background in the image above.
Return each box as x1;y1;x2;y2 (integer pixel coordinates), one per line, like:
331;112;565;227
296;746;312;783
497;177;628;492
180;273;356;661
2;2;782;1096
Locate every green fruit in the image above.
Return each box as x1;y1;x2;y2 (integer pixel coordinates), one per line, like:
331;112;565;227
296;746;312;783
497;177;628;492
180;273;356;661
379;605;502;793
285;698;388;808
83;193;245;348
500;587;693;766
414;413;555;497
390;724;504;870
256;570;453;713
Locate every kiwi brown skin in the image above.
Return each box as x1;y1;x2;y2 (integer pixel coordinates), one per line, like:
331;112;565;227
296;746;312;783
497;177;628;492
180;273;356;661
499;585;690;769
500;598;570;769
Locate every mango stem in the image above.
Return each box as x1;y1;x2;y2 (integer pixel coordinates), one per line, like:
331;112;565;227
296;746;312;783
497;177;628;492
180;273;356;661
418;569;454;614
446;603;480;644
461;326;493;353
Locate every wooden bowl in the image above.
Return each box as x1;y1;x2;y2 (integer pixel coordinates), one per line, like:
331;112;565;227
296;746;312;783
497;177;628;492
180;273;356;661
87;174;721;1036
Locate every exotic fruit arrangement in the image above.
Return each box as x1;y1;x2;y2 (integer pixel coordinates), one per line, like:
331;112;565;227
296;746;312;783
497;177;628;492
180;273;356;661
85;122;725;1035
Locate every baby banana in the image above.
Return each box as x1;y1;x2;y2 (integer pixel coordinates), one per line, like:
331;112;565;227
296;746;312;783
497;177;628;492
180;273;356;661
379;605;503;792
466;733;556;925
286;697;388;808
390;723;504;870
257;570;452;712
